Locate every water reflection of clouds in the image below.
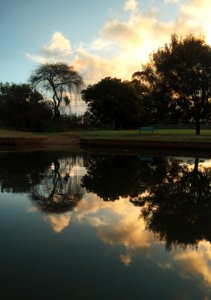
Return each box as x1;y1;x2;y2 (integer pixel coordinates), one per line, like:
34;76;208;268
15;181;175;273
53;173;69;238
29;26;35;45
27;155;211;293
32;187;211;295
172;157;211;171
45;213;72;233
75;195;153;248
174;241;211;286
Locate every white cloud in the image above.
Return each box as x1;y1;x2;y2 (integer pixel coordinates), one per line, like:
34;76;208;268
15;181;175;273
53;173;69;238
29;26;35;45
26;53;47;64
124;0;138;11
165;0;180;3
27;32;73;64
43;32;72;57
90;38;112;51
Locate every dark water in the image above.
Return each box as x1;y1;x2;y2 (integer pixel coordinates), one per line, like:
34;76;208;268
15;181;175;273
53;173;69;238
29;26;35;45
0;150;211;300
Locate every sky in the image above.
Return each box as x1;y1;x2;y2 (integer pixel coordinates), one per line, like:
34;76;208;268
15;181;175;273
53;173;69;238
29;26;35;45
1;0;211;86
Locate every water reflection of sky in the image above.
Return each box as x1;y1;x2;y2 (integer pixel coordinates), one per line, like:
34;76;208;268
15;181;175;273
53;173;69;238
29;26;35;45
1;153;211;299
42;193;211;287
30;187;211;298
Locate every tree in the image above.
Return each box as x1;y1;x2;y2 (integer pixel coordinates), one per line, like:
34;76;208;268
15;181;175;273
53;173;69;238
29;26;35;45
30;63;83;119
132;71;170;124
82;77;142;129
134;34;211;134
0;82;52;131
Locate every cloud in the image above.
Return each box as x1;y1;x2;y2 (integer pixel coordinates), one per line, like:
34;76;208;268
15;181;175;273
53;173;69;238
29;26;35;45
124;0;138;11
42;32;72;58
180;0;211;44
26;53;47;64
72;46;116;84
27;32;73;64
90;38;112;51
165;0;180;3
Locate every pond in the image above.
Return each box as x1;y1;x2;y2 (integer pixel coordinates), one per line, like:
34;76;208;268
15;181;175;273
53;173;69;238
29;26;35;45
0;149;211;300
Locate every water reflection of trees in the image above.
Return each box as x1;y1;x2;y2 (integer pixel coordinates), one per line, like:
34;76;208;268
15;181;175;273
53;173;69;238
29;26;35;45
82;153;211;249
1;150;211;249
31;157;84;213
0;152;51;193
82;154;168;200
0;152;84;213
131;158;211;250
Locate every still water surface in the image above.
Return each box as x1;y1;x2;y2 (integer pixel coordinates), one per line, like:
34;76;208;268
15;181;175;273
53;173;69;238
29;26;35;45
0;150;211;300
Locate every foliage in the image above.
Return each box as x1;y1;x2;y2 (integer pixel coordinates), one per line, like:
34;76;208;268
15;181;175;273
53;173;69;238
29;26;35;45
0;82;52;131
132;72;169;124
82;77;143;129
30;63;83;119
135;34;211;134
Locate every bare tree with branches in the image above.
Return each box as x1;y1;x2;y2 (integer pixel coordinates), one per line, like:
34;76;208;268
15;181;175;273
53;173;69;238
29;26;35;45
30;63;83;119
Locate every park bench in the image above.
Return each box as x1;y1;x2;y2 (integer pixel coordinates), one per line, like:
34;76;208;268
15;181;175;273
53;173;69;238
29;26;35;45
138;126;154;133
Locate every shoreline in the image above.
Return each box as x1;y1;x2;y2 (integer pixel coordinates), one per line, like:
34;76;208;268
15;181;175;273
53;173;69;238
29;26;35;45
0;136;211;151
81;138;211;150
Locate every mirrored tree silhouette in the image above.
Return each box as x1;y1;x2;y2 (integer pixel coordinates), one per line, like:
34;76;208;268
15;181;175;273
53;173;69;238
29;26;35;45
0;151;52;193
82;154;168;201
31;157;85;213
131;158;211;250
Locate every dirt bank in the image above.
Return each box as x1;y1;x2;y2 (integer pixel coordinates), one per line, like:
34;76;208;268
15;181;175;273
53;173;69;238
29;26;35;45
0;136;80;146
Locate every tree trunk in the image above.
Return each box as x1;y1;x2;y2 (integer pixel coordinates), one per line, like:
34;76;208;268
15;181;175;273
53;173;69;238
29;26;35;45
195;119;200;135
53;107;60;120
194;158;199;172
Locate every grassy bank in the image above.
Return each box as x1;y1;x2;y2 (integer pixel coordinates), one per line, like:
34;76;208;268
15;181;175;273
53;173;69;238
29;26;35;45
1;128;211;139
0;128;211;151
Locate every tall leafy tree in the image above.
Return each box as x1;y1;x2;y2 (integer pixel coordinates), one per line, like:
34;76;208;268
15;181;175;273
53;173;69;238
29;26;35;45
132;71;170;124
0;82;52;131
82;77;142;129
134;34;211;134
30;63;83;119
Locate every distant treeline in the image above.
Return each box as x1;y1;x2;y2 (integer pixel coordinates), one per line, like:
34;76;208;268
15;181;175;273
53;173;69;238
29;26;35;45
1;34;211;134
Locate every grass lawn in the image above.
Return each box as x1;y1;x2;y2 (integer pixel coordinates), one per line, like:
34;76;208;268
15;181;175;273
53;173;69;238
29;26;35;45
0;128;211;142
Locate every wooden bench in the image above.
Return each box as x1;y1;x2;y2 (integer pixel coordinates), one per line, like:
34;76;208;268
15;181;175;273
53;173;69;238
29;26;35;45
138;126;154;133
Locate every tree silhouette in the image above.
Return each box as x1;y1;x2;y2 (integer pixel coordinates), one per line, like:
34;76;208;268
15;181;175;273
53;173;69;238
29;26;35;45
134;34;211;134
30;63;83;119
82;77;142;129
0;82;52;131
